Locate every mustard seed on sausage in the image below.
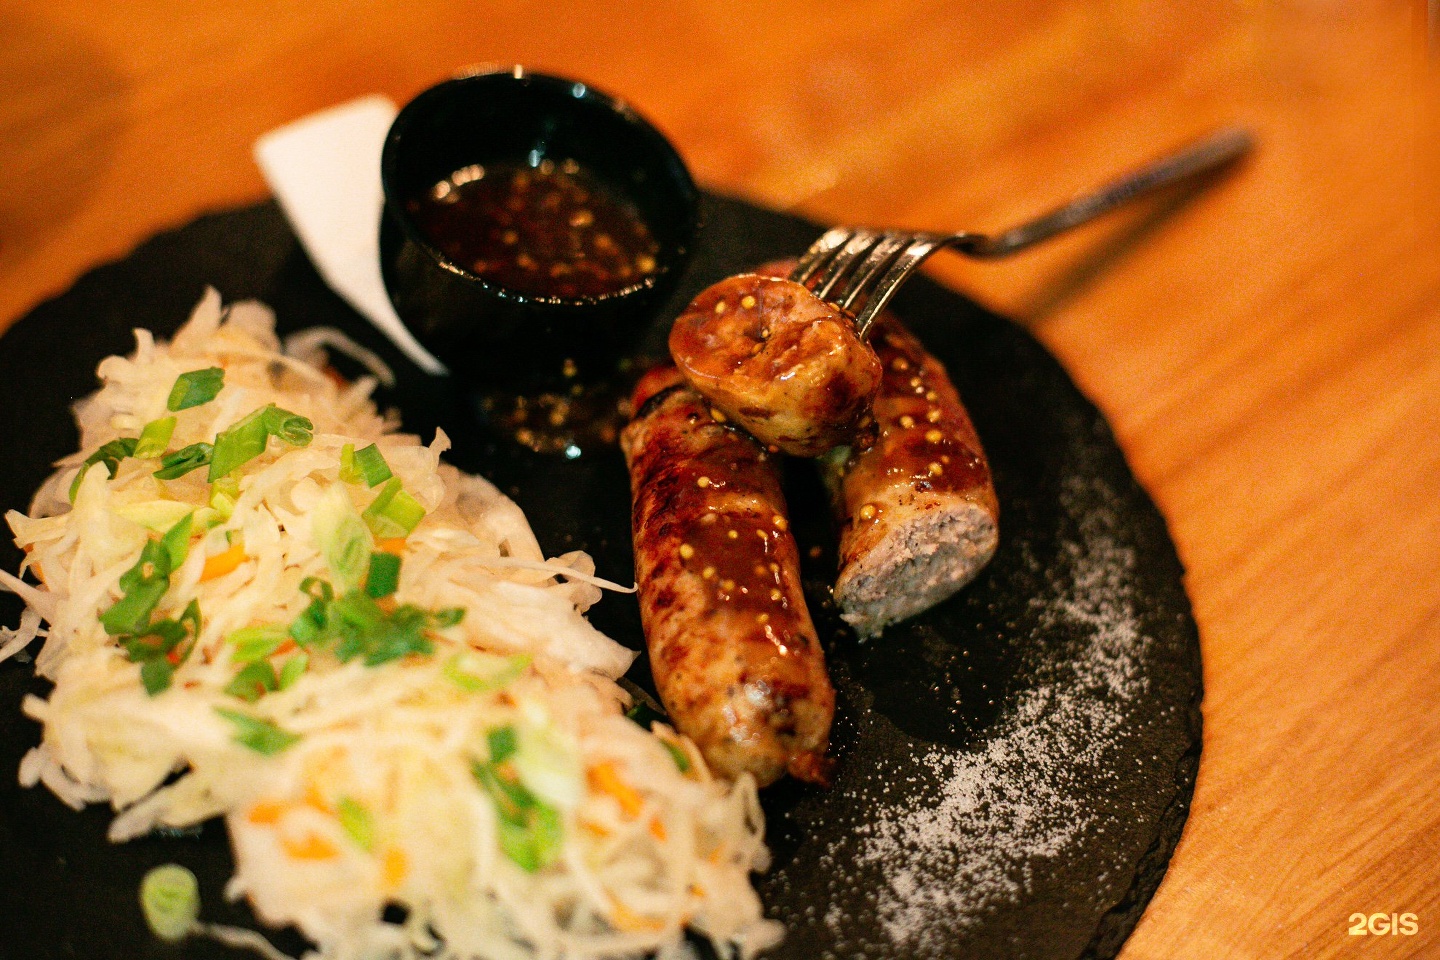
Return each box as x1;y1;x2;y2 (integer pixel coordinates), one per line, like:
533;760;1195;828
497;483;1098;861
622;367;834;785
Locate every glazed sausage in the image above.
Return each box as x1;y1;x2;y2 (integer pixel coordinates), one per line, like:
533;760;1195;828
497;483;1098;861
621;366;834;786
821;314;999;637
668;274;881;456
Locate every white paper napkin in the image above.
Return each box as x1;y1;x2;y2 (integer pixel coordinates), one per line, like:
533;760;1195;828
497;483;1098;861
254;95;448;375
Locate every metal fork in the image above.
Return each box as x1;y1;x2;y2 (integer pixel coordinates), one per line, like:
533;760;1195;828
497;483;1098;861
791;127;1254;338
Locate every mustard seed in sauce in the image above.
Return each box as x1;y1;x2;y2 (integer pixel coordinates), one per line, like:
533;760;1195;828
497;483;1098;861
407;159;659;298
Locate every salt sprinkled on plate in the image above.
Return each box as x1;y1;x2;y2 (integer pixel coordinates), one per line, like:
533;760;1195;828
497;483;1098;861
796;465;1156;959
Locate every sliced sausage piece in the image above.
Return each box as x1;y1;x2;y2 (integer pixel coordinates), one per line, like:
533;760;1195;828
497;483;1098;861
621;366;834;786
821;315;999;637
668;274;881;456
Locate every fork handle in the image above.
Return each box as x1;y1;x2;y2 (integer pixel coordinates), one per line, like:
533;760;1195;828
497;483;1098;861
962;127;1254;258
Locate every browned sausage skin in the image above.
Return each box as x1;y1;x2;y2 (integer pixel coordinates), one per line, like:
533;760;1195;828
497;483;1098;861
621;366;835;786
747;258;999;637
824;315;999;637
669;274;881;456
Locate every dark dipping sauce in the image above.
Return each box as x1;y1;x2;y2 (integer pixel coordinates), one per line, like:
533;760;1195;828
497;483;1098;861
406;158;660;298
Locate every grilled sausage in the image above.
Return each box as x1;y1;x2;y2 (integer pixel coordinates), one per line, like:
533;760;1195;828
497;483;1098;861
668;274;881;456
822;315;999;637
621;366;834;786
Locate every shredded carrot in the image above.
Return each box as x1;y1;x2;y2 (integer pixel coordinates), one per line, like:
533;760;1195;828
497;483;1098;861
282;832;339;860
587;762;643;818
381;847;408;890
581;819;611;838
273;639;297;657
707;847;724;865
201;539;247;581
376;538;408;555
610;901;665;933
303;783;334;815
247;801;286;825
24;546;47;585
376;596;398;614
648;816;667;842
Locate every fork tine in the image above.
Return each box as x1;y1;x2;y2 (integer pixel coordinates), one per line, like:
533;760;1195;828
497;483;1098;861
790;227;854;287
835;232;910;312
852;235;951;338
813;230;883;300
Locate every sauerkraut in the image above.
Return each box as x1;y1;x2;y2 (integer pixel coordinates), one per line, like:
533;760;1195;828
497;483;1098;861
0;291;781;960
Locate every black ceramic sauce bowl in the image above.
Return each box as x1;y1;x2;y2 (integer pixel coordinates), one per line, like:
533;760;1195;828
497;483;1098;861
380;68;700;390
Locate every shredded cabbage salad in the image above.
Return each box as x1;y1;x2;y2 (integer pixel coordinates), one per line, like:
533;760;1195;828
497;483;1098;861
0;291;780;960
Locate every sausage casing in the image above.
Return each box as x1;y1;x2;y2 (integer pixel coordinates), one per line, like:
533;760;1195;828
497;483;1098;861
823;315;999;637
621;367;834;785
669;274;881;456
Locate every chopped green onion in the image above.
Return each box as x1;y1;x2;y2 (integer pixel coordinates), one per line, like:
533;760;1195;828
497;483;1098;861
121;618;186;662
488;726;519;764
282;576;456;665
300;576;334;602
225;661;279;702
160;513;194;572
140;863;200;942
167;367;225;411
70;437;139;501
470;757;563;873
624;700;667;731
228;625;290;663
140;659;175;696
288;579;334;647
207;407;269;480
352;444;393;488
331;591;435;666
444;651;528;693
121;600;201;696
362;478;426;539
208;475;240;523
313;486;372;591
432;607;465;628
208;405;313;481
134;417;177;459
154;442;213;481
262;406;314;446
338;443;359;484
663;740;692;773
365;551;401;599
336;797;375;851
339;443;392;488
101;540;173;636
214;708;301;755
277;652;309;690
497;803;563;873
289;602;326;646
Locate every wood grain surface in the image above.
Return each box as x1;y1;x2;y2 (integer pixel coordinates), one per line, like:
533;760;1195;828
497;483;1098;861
2;1;1438;957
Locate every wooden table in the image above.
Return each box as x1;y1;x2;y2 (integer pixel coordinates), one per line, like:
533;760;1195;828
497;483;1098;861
2;2;1437;956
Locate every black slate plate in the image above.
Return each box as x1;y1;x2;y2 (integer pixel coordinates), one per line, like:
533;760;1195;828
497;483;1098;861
0;194;1202;960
